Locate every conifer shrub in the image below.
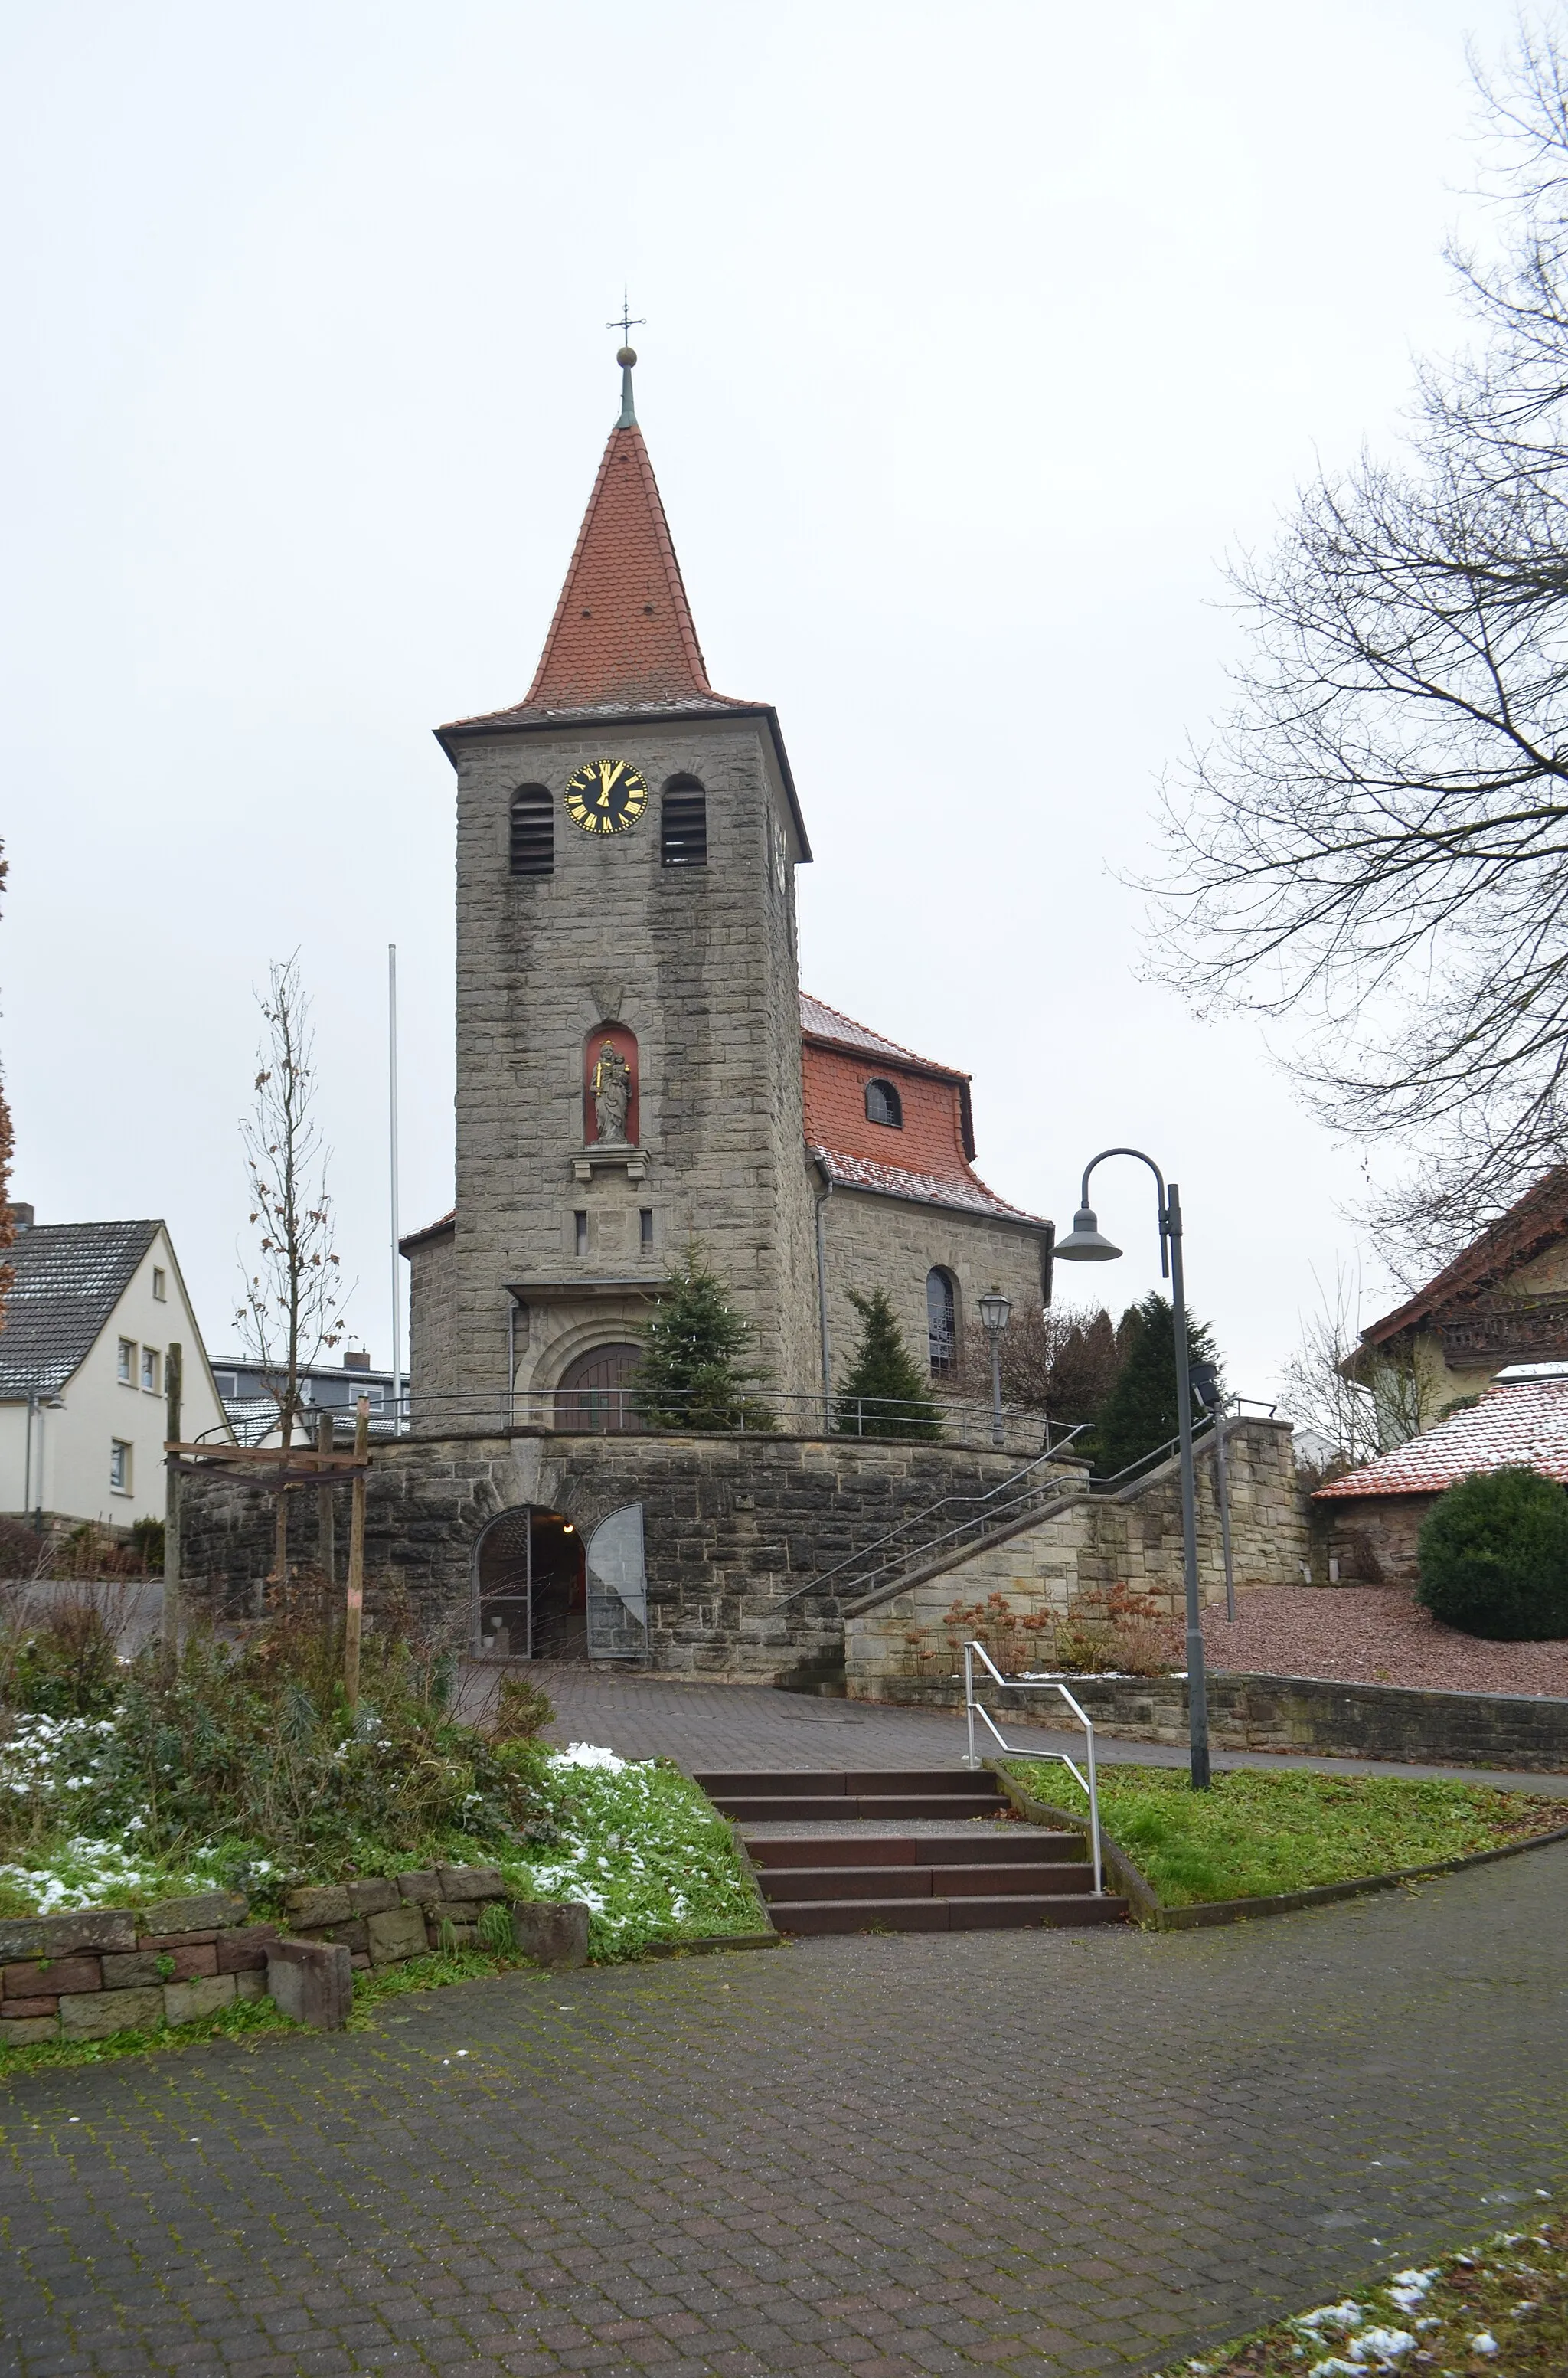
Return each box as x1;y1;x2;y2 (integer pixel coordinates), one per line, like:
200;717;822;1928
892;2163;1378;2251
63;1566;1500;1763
1416;1464;1568;1639
631;1252;776;1431
835;1288;942;1441
1088;1292;1219;1478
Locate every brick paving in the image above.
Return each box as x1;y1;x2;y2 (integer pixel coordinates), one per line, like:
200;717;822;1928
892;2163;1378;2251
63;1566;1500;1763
2;1678;1566;2378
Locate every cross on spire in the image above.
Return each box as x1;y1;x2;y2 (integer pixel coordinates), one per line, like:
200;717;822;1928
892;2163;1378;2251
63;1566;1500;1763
607;290;645;347
608;291;645;427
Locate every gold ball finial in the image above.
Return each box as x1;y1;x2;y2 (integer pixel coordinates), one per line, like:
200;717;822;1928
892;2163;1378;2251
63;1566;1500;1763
617;345;637;368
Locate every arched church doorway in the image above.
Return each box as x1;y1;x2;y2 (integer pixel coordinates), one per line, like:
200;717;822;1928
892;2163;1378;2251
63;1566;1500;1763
555;1342;642;1432
475;1506;586;1660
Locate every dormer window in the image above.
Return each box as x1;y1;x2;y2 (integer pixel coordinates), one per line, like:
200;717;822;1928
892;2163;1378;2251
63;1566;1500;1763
865;1078;902;1128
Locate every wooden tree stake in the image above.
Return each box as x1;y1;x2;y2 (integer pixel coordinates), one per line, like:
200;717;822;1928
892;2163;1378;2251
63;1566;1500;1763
316;1408;336;1583
163;1343;182;1647
344;1396;368;1710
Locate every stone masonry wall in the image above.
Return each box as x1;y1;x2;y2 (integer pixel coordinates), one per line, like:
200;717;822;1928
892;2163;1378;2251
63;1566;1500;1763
178;1428;1034;1679
818;1185;1050;1415
447;715;819;1421
0;1868;560;2047
406;1226;457;1427
1313;1492;1435;1588
846;1419;1308;1699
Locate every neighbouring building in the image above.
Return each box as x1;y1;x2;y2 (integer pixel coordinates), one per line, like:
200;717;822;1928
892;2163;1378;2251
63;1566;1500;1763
0;1206;229;1533
1314;1370;1568;1585
1349;1166;1568;1434
211;1346;410;1444
401;345;1051;1434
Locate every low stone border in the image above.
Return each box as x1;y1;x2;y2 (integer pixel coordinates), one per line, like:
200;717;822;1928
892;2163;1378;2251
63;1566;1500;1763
866;1670;1568;1771
0;1869;592;2049
639;1932;782;1958
988;1762;1568;1931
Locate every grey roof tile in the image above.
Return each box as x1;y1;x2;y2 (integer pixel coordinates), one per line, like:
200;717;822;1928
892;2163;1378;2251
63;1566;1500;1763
0;1221;161;1398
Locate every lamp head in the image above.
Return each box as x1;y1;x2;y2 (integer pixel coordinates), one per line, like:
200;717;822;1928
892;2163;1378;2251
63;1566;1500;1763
1189;1359;1223;1411
978;1287;1012;1337
1054;1205;1122;1262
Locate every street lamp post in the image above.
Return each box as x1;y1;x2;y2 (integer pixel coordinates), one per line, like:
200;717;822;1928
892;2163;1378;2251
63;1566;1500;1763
1055;1149;1212;1790
978;1287;1011;1449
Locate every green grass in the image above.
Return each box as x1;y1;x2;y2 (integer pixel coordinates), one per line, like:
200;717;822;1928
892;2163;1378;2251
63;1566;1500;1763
1001;1761;1566;1907
1155;2199;1567;2375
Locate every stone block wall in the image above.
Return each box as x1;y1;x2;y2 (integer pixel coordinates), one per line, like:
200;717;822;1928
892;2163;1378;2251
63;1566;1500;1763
1312;1492;1434;1587
0;1866;536;2049
817;1185;1050;1418
178;1427;1034;1677
846;1419;1308;1699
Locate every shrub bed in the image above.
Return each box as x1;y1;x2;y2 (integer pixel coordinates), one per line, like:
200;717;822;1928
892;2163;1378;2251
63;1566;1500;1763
1418;1465;1568;1640
1001;1761;1566;1907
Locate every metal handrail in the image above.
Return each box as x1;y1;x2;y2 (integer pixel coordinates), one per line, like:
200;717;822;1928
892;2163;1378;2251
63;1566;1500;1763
959;1640;1103;1896
778;1425;1090;1607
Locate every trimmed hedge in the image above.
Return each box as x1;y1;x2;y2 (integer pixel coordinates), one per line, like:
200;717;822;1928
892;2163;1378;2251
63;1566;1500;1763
1416;1464;1568;1640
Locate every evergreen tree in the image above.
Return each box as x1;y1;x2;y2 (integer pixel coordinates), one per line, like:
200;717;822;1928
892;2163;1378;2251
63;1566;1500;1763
630;1252;776;1431
1089;1292;1219;1478
835;1288;943;1441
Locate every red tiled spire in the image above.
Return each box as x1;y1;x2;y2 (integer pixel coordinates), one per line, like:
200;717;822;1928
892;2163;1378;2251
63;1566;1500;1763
521;412;715;713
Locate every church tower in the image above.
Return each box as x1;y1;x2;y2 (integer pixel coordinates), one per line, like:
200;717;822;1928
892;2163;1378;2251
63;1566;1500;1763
407;347;818;1423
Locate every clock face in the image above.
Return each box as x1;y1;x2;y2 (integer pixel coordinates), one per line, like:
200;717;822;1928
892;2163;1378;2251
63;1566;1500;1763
564;757;649;836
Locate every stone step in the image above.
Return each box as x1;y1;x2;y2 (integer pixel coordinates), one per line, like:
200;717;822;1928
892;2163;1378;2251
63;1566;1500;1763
720;1791;1003;1822
753;1863;1097;1902
743;1832;1084;1868
767;1892;1128;1935
696;1768;997;1798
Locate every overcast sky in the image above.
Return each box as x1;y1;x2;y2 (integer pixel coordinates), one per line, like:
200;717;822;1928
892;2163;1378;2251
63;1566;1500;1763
0;0;1531;1399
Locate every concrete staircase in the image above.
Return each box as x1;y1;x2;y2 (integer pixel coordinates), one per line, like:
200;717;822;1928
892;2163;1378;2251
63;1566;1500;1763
695;1767;1129;1935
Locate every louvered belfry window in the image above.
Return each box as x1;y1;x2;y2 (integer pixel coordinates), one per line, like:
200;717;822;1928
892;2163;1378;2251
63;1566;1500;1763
661;778;707;867
510;785;554;877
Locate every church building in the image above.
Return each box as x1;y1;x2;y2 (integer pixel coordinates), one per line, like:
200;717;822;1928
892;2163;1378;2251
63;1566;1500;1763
400;346;1052;1434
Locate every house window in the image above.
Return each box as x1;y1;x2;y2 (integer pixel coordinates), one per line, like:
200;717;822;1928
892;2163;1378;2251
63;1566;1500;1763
865;1079;903;1128
214;1372;238;1398
109;1440;132;1494
574;1210;589;1257
509;784;554;877
141;1347;161;1394
926;1268;957;1375
640;1208;655;1251
661;777;707;867
152;1267;167;1301
117;1338;136;1385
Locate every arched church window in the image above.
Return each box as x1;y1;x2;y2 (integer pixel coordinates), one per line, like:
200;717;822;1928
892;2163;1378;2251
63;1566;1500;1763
926;1268;957;1375
661;777;707;867
510;785;554;878
584;1025;639;1146
865;1078;903;1128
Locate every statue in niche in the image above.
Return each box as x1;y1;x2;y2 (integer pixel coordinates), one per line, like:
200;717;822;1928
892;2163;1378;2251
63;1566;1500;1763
592;1039;632;1143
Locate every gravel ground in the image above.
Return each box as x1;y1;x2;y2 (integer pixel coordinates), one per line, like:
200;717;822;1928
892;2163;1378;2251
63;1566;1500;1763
1202;1584;1568;1696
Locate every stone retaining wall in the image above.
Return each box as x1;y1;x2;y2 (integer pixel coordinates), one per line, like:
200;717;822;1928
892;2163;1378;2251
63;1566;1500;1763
0;1865;533;2048
845;1420;1308;1696
178;1428;1034;1678
861;1669;1568;1773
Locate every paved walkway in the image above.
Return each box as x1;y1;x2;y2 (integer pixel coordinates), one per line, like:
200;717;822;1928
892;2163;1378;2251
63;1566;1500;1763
3;1675;1565;2378
511;1663;1568;1795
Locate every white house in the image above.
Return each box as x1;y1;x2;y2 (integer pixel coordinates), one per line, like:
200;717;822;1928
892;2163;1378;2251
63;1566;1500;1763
0;1207;230;1532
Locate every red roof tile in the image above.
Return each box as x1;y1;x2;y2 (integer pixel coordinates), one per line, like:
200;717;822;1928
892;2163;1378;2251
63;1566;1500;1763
1362;1166;1568;1346
810;1145;1046;1225
443;422;757;730
799;993;965;1081
1313;1374;1568;1499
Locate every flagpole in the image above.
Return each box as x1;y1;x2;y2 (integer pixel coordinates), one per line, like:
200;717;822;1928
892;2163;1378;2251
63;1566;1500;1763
388;943;402;1434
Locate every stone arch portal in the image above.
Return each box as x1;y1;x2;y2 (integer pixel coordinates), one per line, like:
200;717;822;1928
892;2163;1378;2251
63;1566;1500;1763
475;1506;585;1660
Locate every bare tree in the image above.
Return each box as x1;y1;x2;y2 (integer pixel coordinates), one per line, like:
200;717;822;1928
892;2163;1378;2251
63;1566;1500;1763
1146;22;1568;1279
0;840;14;1335
960;1302;1126;1424
234;956;346;1583
1279;1264;1436;1466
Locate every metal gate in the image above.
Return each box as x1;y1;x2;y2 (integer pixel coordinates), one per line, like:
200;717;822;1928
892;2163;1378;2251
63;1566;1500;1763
586;1503;647;1660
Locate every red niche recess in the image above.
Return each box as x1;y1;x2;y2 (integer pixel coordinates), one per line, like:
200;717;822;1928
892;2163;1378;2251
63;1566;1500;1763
583;1025;639;1146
